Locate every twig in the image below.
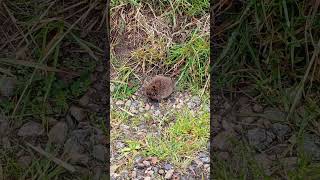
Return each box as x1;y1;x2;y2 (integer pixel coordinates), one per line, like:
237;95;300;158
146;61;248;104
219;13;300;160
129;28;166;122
25;142;76;173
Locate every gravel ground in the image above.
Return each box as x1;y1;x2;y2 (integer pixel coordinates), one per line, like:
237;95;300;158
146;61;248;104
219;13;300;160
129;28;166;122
0;62;107;179
111;86;210;180
211;92;320;177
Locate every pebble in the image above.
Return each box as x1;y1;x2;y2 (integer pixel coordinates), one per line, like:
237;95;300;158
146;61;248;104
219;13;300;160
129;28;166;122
154;110;161;116
165;169;174;179
131;171;137;178
145;104;151;111
137;163;145;169
116;100;124;106
247;128;275;151
116;142;125;149
164;163;173;170
17;155;33;168
0;77;16;97
125;100;132;107
110;84;115;92
139;107;144;112
92;145;106;161
48;121;68;144
18;121;44;137
158;169;164;174
79;93;90;106
69;106;86;121
144;177;151;180
142;160;151;166
223;101;231;109
252;104;264;112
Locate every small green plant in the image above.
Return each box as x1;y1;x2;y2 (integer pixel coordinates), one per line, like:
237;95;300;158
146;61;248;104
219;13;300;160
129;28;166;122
167;30;209;92
144;108;209;168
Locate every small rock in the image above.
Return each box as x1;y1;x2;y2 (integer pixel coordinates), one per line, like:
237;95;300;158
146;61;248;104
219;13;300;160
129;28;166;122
135;156;143;163
2;137;11;149
158;169;164;174
111;84;115;93
212;131;236;151
247;128;275;151
263;108;287;122
165;169;174;179
146;170;154;176
150;157;158;165
252;104;264;112
93;167;103;180
303;134;320;160
272;123;290;137
69;106;86;121
131;170;137;178
139;107;144;112
92;145;106;161
191;96;201;106
164;163;173;170
116;142;125;149
223;101;231;109
69;153;89;165
194;159;203;167
17;155;33;168
143;160;151;166
154;110;161;116
0;118;9;137
217;152;229;160
281;157;297;170
79;93;90;106
48;121;68;144
222;120;234;132
200;156;210;164
18;121;44;137
144;177;151;180
255;153;273;175
0;77;16;97
145;104;151;111
64;137;84;154
116;100;124;106
238;96;249;105
125;100;132;107
137;163;145;169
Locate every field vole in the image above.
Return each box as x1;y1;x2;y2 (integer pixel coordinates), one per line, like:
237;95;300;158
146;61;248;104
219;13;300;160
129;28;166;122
144;75;174;101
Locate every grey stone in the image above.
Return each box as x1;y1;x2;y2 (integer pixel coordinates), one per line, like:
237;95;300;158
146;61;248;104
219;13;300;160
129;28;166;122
125;100;132;107
142;160;150;166
303;134;320;160
212;131;236;151
263;108;287;122
116;142;125;149
252;104;264;112
69;106;86;121
0;76;16;97
247;128;275;151
158;169;164;174
0;118;9;137
164;163;173;170
69;153;89;165
64;137;84;154
164;169;174;179
48;121;68;144
272;123;290;137
255;153;272;175
18;121;44;137
17;155;33;168
79;93;90;106
93;145;106;161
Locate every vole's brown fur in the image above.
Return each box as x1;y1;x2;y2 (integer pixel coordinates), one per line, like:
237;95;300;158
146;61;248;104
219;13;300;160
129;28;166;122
144;75;174;101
